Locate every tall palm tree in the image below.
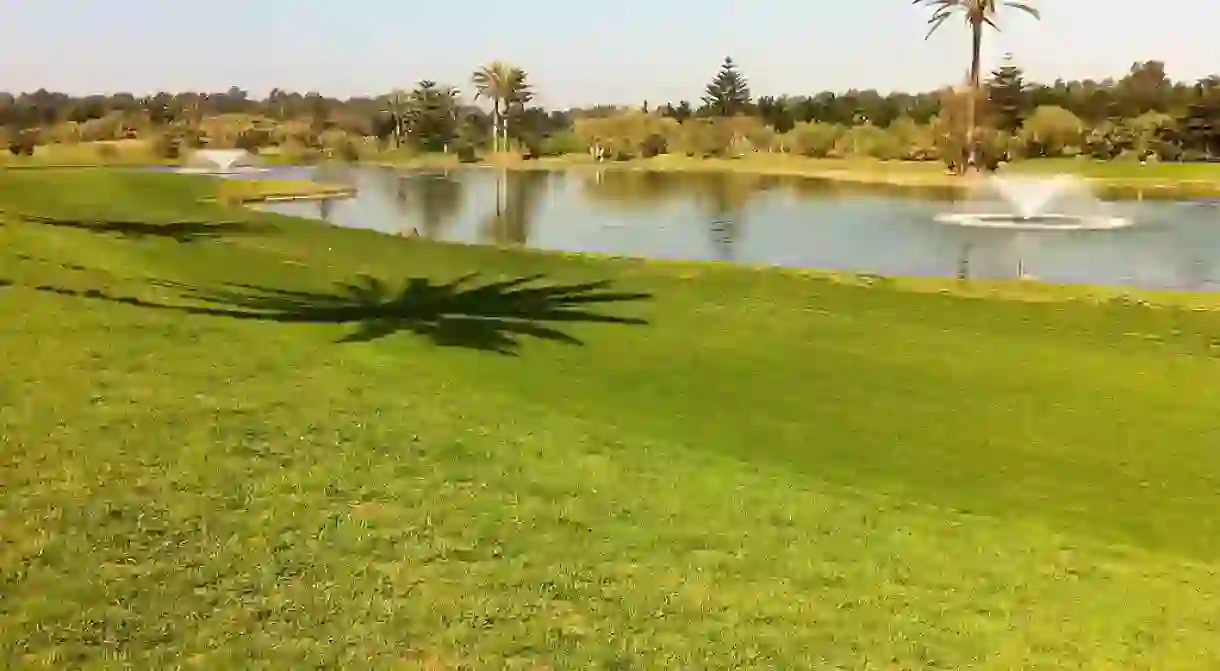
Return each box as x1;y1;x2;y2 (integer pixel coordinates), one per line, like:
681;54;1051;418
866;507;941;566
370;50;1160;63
471;61;532;153
915;0;1040;174
384;89;411;148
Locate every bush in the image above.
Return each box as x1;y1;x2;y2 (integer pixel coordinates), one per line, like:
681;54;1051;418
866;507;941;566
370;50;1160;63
336;138;362;162
1018;106;1084;157
672;119;734;158
455;143;479;164
539;131;583;156
781;122;842;158
235;129;272;152
520;134;543;160
9;134;37;157
641;133;668;158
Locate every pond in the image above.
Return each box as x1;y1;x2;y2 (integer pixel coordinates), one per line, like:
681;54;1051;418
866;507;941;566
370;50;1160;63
252;165;1220;291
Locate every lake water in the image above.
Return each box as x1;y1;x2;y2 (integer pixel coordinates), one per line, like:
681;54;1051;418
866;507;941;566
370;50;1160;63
252;164;1220;291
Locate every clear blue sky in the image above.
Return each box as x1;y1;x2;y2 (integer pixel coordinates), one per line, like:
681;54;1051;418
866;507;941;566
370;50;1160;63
3;0;1216;106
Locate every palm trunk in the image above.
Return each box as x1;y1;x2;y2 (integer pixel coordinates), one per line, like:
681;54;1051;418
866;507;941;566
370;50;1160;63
500;101;509;154
966;22;983;175
495;101;504;154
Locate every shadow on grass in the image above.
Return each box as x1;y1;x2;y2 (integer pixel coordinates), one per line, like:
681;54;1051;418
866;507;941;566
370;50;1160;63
8;212;266;243
33;273;652;354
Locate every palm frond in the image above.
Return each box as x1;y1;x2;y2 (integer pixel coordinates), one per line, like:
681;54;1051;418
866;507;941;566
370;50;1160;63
925;11;952;38
1004;1;1041;19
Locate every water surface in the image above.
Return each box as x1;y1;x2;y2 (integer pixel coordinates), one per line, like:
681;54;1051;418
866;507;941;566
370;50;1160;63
255;165;1220;291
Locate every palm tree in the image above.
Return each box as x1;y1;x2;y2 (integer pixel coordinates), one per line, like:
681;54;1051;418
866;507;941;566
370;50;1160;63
384;89;411;148
915;0;1040;174
471;61;533;153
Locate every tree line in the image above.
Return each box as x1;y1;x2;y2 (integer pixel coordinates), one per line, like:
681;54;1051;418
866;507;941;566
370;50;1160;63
1;56;1217;167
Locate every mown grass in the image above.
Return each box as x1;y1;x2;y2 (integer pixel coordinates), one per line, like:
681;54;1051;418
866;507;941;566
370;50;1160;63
2;169;1220;668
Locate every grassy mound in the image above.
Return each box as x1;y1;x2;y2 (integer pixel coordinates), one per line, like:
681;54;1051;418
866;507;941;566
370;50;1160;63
2;169;1219;668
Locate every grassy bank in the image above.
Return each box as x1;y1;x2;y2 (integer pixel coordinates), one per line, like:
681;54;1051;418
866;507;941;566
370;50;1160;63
213;178;356;203
385;151;1220;196
3;170;1220;668
12;140;1220;197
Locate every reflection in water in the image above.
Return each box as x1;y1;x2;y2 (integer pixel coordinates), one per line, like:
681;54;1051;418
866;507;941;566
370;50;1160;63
482;170;550;246
699;172;768;261
581;170;780;260
407;172;465;239
581;170;680;210
950;229;1034;281
366;170;467;238
257;167;1220;292
784;175;961;202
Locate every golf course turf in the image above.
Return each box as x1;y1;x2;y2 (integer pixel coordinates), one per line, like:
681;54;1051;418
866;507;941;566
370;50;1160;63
2;169;1219;668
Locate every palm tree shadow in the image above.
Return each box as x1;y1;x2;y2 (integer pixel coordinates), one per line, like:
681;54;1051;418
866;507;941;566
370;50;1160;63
13;213;264;243
36;274;652;355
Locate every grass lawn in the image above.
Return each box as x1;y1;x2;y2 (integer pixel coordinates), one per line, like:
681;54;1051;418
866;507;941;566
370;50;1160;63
3;169;1220;668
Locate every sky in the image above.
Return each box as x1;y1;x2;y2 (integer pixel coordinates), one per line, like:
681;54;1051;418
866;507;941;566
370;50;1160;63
3;0;1218;107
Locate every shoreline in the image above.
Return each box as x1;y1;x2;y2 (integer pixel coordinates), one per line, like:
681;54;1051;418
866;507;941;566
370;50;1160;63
8;153;1220;196
370;154;1220;197
394;238;1220;312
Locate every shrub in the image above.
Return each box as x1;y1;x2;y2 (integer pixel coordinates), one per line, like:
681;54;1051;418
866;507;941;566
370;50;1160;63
641;133;668;158
540;130;583;156
672;118;734;158
455;143;479;164
235;129;272;152
520;134;544;160
1018;106;1084;157
9;132;37;157
782;122;842;158
336;138;362;162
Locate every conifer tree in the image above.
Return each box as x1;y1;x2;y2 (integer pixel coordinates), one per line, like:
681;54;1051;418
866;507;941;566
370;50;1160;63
987;54;1027;134
702;57;752;117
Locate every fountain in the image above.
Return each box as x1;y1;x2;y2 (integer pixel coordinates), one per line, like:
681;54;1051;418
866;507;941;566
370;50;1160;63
935;174;1133;230
181;149;266;175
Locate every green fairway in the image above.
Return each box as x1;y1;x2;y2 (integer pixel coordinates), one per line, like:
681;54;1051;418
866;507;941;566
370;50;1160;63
2;170;1220;668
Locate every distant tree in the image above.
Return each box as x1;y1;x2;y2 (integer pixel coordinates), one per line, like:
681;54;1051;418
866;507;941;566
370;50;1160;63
382;89;411;148
915;0;1041;173
661;101;694;122
987;54;1027;133
1171;84;1220;158
471;61;532;153
701;57;752;117
756;96;796;133
402;80;460;151
1118;61;1171;117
